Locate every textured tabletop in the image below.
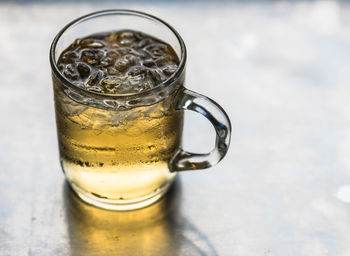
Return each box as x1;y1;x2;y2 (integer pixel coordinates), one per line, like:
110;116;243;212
1;1;350;255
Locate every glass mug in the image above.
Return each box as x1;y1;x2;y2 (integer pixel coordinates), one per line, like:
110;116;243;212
50;10;231;210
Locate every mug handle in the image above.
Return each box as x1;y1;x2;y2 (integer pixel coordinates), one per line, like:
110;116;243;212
169;88;232;172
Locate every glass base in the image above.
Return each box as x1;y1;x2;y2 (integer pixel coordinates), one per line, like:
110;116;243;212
68;181;174;211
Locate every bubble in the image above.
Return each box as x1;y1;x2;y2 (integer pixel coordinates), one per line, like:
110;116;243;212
88;86;102;93
57;89;88;117
103;99;119;109
127;99;141;105
142;104;165;120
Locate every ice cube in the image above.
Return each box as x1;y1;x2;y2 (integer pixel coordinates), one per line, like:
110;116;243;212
106;50;119;60
87;86;102;93
162;63;178;76
100;56;114;67
114;54;139;73
154;54;176;66
60;50;78;64
99;76;125;94
116;47;133;56
144;43;168;58
63;64;79;81
115;59;129;72
147;68;164;83
142;59;156;68
126;66;147;85
80;49;104;65
86;71;103;87
107;66;122;75
138;38;154;48
77;62;91;79
118;31;135;46
134;31;145;41
80;38;104;48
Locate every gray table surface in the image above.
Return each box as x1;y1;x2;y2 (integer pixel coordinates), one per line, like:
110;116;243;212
1;1;350;255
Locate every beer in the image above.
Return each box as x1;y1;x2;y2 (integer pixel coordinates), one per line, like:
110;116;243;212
54;30;183;209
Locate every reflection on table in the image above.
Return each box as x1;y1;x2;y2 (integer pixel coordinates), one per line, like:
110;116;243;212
64;178;218;256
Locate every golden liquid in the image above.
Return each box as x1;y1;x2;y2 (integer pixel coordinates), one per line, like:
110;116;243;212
55;86;183;206
54;30;183;209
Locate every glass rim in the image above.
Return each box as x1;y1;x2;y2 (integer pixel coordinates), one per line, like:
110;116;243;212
49;9;187;99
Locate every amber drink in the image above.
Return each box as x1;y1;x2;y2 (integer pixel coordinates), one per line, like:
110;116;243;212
54;30;182;210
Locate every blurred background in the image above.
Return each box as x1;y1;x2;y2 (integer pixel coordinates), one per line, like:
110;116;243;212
1;0;350;255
